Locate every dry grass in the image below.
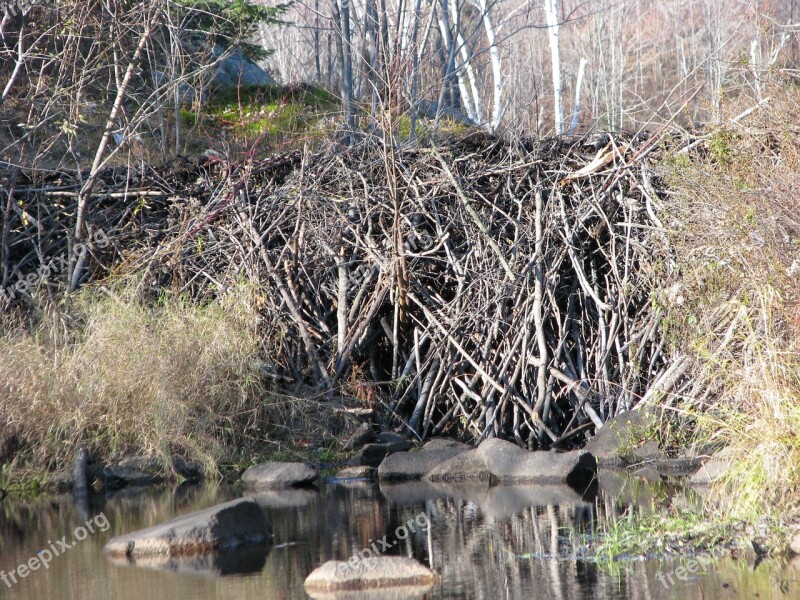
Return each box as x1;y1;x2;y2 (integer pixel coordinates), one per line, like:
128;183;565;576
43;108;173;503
0;283;275;474
659;76;800;518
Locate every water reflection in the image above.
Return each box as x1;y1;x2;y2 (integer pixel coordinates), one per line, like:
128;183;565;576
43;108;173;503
0;474;798;599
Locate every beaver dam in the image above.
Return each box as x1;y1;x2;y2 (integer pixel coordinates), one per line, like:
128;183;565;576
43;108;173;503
0;130;685;450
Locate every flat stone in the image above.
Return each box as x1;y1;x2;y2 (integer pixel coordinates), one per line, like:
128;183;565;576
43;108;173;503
335;466;376;480
94;456;205;491
425;438;597;491
100;465;165;490
103;497;270;558
241;461;318;488
342;423;377;451
304;557;437;592
378;438;471;481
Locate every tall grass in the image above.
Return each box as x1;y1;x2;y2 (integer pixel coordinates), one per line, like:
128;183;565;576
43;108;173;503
0;284;271;474
661;77;800;519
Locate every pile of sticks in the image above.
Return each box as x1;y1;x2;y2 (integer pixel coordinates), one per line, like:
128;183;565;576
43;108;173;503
1;131;679;447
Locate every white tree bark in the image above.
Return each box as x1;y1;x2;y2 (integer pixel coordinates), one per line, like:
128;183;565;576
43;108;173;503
436;0;477;123
566;57;587;135
543;0;562;134
475;0;503;130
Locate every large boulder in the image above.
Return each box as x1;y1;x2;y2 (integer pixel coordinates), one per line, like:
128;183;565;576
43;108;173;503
212;45;274;89
425;438;596;490
378;438;471;481
241;461;318;489
304;557;437;593
103;497;270;558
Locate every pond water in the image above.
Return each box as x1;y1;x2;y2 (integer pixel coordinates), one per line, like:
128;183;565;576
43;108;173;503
0;472;797;599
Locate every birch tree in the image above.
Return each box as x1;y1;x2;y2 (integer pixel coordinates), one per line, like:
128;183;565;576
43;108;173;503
543;0;562;134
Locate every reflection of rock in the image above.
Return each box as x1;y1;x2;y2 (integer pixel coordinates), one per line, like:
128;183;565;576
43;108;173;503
103;497;270;558
379;438;471;481
106;542;270;576
305;586;433;600
253;487;318;509
241;461;318;489
381;479;591;518
380;480;453;504
426;438;597;492
304;557;437;593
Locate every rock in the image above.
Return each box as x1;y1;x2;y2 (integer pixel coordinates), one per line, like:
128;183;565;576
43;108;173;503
583;409;653;466
212;45;274;89
689;447;733;487
632;441;663;462
373;432;413;452
241;461;318;488
100;464;165;490
102;456;204;490
171;457;205;481
304;557;437;592
342;423;376;451
789;535;800;557
426;438;597;491
347;432;415;467
334;466;376;481
103;497;270;558
378;438;471;481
